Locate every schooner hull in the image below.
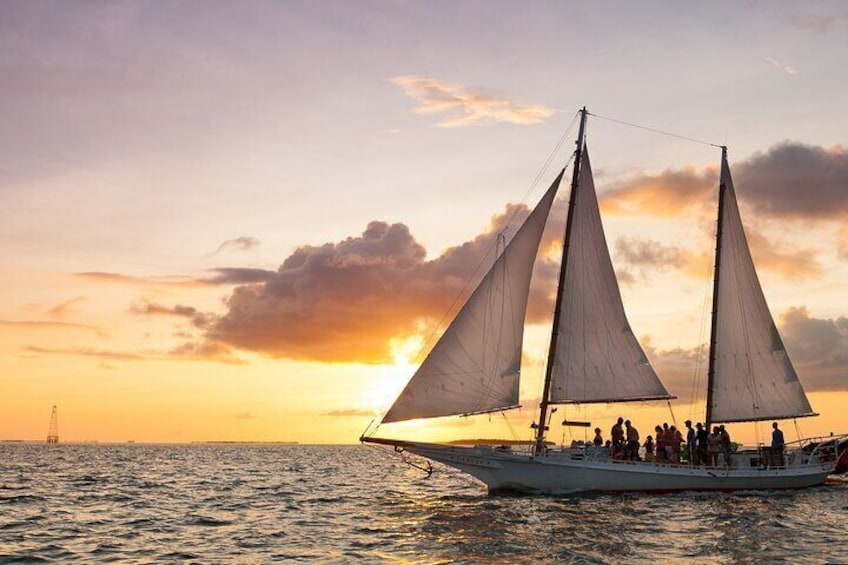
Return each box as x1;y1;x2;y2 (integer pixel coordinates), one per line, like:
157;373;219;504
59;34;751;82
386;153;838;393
372;439;835;494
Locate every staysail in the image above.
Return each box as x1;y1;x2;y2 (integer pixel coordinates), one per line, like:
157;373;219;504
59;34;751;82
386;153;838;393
548;149;671;404
381;171;564;423
707;153;816;423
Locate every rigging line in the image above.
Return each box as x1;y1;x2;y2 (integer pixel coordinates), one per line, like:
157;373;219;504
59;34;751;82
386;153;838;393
689;217;718;417
501;411;520;442
404;120;579;374
502;112;580;229
359;417;377;440
589;112;723;149
792;418;803;443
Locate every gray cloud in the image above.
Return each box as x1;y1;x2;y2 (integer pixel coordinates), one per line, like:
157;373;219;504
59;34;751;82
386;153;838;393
643;307;848;396
601;142;848;222
735;142;848;219
216;237;260;254
778;307;848;391
131;301;214;329
616;237;689;270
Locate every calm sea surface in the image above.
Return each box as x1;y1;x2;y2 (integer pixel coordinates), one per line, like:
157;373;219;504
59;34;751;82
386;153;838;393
1;443;846;564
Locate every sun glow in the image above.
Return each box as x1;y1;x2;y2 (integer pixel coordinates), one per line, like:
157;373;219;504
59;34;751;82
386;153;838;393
362;334;424;415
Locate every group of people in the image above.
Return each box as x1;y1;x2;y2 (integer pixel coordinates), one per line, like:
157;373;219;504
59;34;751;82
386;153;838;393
591;417;746;467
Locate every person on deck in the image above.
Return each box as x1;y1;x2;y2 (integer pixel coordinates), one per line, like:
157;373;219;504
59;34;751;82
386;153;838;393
664;424;675;462
707;427;721;467
643;435;654;462
684;420;696;464
772;422;785;466
593;427;604;447
669;425;683;463
654;425;665;462
719;425;732;467
611;417;625;452
625;420;640;461
695;422;708;466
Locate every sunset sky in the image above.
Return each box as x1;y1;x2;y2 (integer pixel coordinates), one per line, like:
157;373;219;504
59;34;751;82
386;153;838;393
2;1;847;445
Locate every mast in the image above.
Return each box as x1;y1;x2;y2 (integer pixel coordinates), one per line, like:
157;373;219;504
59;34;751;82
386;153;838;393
705;145;728;431
534;107;588;455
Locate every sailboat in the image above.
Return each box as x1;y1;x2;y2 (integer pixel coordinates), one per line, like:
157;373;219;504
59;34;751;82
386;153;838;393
361;108;845;493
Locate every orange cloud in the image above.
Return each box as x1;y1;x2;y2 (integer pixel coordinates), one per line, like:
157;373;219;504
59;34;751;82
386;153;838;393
391;75;555;127
23;342;243;365
839;228;848;259
745;226;822;279
48;296;86;318
75;272;207;287
600;166;716;217
0;320;99;332
600;142;848;223
208;203;555;364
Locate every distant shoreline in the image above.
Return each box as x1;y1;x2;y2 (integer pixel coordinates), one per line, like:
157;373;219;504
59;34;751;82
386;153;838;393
0;439;301;445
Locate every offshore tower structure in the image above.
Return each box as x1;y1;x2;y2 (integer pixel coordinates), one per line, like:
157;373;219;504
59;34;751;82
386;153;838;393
46;405;59;444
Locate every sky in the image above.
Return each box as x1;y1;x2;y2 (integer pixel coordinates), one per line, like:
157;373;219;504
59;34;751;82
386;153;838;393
2;0;847;445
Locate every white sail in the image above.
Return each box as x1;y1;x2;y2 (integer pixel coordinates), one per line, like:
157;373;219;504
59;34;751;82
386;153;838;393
708;156;815;423
382;171;564;423
548;149;671;404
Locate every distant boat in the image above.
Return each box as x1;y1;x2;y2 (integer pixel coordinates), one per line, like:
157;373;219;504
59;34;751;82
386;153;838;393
362;108;847;493
46;405;59;444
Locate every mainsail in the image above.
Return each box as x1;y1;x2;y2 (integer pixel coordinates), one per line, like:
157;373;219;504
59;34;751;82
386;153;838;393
382;171;564;423
548;149;671;404
707;153;816;423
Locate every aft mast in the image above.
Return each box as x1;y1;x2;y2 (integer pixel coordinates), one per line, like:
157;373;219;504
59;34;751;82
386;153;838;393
705;146;727;432
534;107;588;455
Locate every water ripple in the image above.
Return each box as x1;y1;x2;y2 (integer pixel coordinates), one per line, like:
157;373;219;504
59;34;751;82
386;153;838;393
1;443;847;563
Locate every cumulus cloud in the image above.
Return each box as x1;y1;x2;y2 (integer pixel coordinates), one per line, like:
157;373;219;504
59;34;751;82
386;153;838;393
642;307;848;395
735;142;848;219
778;307;848;391
600;142;848;222
216;236;260;254
391;75;555;127
600;167;716;217
207;200;556;363
615;238;688;270
744;227;822;279
643;343;705;397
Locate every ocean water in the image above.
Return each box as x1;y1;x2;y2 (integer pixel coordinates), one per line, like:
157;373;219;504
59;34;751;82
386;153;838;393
1;444;846;564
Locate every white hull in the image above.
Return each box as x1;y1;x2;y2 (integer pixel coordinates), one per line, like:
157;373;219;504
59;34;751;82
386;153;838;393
367;439;837;494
